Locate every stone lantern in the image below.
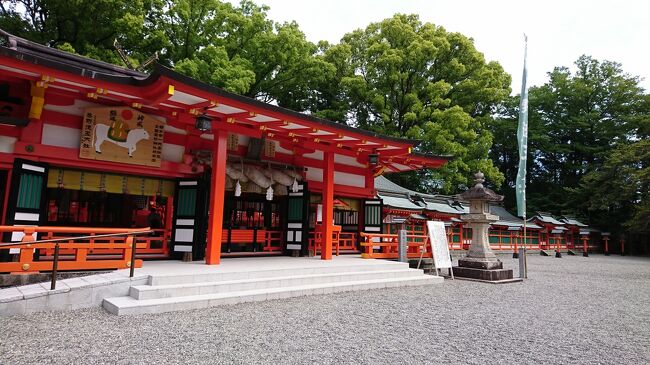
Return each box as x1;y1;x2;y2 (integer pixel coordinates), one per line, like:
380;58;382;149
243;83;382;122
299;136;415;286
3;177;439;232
453;172;519;282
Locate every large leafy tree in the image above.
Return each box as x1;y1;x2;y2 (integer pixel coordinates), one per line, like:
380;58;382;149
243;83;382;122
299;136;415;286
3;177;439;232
335;14;511;193
571;90;650;237
490;55;649;241
171;0;333;107
576;138;650;235
0;0;167;65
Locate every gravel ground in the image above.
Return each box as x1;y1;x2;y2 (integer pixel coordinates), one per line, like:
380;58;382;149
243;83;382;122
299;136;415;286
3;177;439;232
1;254;649;365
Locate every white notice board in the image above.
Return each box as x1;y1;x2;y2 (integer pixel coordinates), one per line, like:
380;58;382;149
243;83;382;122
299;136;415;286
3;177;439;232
426;221;453;270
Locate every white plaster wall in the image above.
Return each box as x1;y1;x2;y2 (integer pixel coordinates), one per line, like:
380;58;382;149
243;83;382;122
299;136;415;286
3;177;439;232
275;144;293;155
41;124;81;148
306;167;323;182
43;99;103;116
334;171;365;187
334;154;365;167
305;168;365;188
303;150;323;160
162;143;185;163
0;136;16;153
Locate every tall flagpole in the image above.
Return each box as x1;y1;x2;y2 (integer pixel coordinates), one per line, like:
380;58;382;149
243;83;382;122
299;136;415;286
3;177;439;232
516;34;529;278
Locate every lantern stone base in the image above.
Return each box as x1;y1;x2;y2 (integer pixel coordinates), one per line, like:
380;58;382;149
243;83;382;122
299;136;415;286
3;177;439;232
453;258;516;282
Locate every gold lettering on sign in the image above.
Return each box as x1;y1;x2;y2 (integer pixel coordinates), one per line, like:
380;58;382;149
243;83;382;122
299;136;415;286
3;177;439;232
227;134;239;151
264;140;276;158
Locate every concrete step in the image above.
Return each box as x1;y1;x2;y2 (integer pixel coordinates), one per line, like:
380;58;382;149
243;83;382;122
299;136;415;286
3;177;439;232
148;262;408;286
103;275;442;315
130;269;423;300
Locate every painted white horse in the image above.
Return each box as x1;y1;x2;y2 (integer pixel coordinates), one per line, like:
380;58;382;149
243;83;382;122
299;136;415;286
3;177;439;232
93;124;150;157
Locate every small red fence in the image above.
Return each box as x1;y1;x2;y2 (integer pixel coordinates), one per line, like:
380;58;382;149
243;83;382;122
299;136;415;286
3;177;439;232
308;228;358;256
0;226;151;274
359;232;431;260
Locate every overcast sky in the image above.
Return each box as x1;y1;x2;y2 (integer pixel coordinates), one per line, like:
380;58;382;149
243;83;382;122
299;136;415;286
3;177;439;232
241;0;650;94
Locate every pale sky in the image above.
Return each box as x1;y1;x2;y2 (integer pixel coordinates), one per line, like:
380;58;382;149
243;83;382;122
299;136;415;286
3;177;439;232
242;0;650;93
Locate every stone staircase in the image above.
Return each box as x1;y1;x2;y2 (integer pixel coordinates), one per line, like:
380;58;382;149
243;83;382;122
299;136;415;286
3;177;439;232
103;261;442;315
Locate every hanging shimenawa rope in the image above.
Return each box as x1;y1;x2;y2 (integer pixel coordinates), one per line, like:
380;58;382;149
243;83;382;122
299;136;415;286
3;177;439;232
266;162;274;201
235;158;243;197
291;165;299;193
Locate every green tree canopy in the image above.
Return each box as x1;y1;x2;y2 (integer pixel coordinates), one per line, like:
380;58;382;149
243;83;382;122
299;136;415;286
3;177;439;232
334;14;510;193
0;0;167;65
170;0;333;107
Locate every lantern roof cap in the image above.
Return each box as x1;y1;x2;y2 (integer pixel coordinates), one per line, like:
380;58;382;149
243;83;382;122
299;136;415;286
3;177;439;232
458;171;503;202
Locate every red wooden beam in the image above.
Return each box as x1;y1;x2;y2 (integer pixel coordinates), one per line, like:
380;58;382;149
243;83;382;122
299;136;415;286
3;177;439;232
0;125;20;138
162;76;414;149
12;141;198;177
40;109;83;129
206;129;228;265
321;151;334;260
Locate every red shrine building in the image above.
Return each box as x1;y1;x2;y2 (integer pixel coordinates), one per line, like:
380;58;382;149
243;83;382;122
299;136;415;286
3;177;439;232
0;30;449;271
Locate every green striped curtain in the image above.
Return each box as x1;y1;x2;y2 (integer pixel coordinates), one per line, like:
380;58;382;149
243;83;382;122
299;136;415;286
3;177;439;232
17;174;43;209
177;188;197;216
364;205;380;225
288;199;303;221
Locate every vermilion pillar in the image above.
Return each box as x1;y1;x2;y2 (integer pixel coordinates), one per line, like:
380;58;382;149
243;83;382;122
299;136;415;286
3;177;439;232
205;129;228;265
581;235;589;257
321;151;334;260
620;237;625;256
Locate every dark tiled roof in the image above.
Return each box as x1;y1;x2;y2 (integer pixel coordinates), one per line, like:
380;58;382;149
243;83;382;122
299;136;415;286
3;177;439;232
560;216;589;227
375;176;465;214
532;212;565;225
376;176;542;229
489;205;542;229
377;193;423;211
0;29;145;79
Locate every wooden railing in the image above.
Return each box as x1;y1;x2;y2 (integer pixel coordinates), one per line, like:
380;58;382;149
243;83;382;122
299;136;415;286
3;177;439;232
359;232;431;260
221;229;284;254
0;226;151;274
262;230;283;252
38;228;170;258
309;226;342;256
338;232;357;251
446;228;572;252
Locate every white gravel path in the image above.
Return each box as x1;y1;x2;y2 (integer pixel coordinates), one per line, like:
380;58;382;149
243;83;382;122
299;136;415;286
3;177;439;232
1;254;649;365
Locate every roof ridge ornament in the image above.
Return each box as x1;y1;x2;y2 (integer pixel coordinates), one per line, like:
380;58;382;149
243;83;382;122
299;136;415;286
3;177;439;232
113;38;158;72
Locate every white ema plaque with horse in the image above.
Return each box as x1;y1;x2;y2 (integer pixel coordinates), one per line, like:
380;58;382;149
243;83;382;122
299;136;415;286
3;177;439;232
79;107;164;167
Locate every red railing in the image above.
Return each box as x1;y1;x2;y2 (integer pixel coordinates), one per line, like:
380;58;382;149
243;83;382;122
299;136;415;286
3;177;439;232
220;229;284;254
309;226;343;256
338;232;357;251
263;230;283;252
39;228;170;258
359;232;431;260
0;226;150;274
